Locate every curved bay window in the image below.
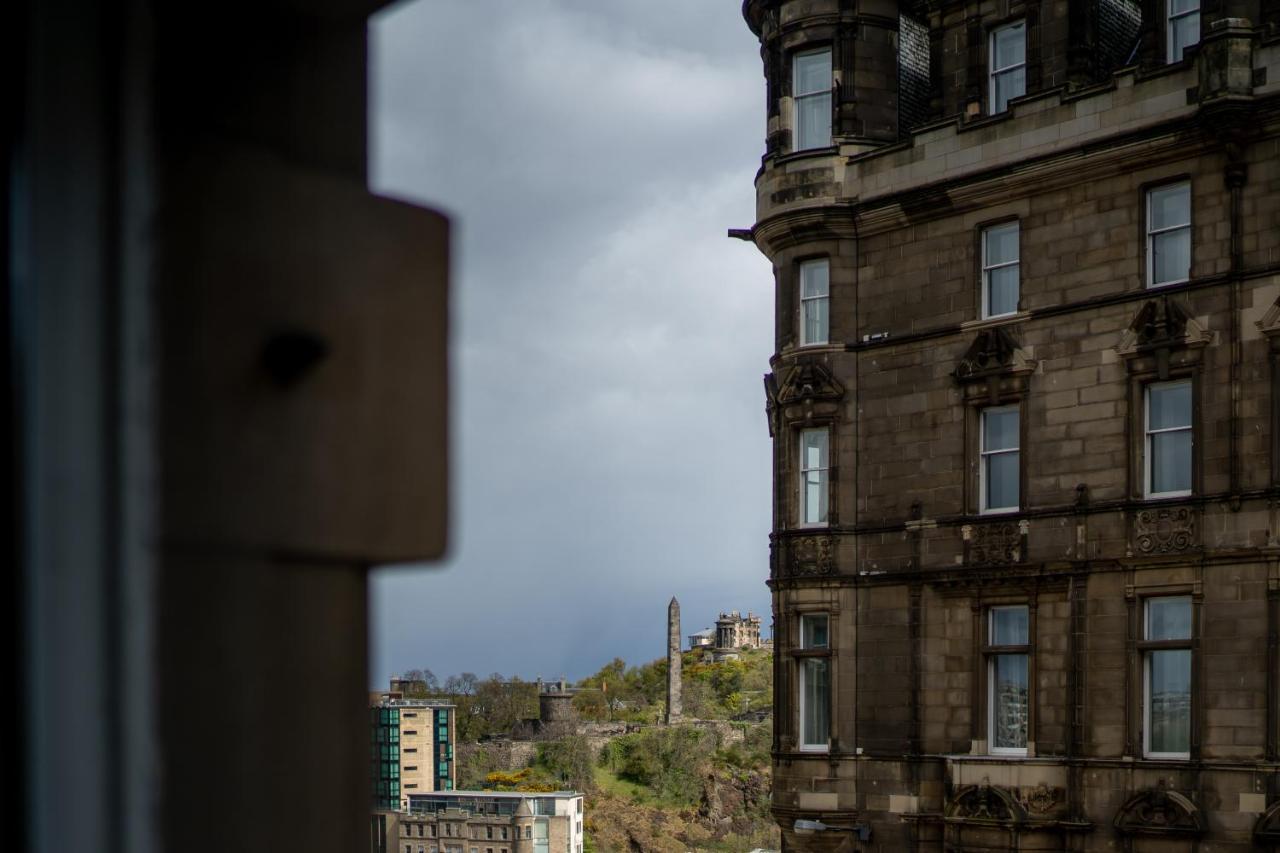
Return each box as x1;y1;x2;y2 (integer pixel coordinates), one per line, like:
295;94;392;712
986;605;1029;754
1143;596;1193;759
798;613;830;752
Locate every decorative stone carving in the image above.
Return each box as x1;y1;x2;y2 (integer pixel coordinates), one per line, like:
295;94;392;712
1116;296;1210;355
946;784;1026;824
953;326;1035;382
964;520;1024;565
774;360;845;406
1020;782;1058;815
1134;506;1198;555
788;535;834;576
1113;786;1205;837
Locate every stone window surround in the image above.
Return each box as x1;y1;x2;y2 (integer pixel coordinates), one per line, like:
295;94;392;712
985;603;1033;755
792;420;838;529
1124;583;1201;761
972;596;1039;757
792;609;833;754
977;215;1021;321
1125;367;1201;502
797;256;830;347
962;384;1028;518
791;46;833;152
988;20;1027;115
978;8;1037;117
1142;175;1195;290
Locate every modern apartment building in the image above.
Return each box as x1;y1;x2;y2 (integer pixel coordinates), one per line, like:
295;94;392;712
739;0;1280;850
398;791;585;853
372;699;457;811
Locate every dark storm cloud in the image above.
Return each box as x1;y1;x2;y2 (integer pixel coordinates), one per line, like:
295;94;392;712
368;0;774;684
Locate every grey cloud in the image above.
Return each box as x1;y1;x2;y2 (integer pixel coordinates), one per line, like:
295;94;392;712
369;0;774;683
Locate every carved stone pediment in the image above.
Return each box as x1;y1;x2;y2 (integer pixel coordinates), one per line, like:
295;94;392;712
1113;787;1205;837
1133;506;1198;555
953;326;1035;383
946;784;1026;825
1253;800;1280;843
774;360;845;406
1257;296;1280;348
1116;296;1210;358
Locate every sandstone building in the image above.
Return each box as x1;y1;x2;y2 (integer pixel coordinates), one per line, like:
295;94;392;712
372;698;458;810
738;0;1280;850
397;791;585;853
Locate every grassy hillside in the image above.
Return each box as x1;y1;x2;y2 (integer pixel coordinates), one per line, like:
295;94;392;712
573;648;773;722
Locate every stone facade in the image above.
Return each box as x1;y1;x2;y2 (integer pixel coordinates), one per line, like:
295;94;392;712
740;1;1280;850
399;791;584;853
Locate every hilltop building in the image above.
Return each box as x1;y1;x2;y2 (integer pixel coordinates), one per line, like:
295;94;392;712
371;697;457;811
739;1;1280;851
689;610;773;660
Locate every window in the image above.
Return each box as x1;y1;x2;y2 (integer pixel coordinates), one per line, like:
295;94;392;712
405;748;417;754
418;825;426;837
989;22;1026;113
1145;381;1192;498
980;406;1019;513
486;828;493;840
798;429;830;526
798;614;830;752
799;259;830;345
405;765;418;771
793;49;832;150
1147;182;1191;287
986;606;1029;754
501;828;508;841
1143;596;1192;758
981;222;1019;318
1168;0;1200;62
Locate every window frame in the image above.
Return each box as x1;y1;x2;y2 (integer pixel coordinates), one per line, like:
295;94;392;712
792;47;833;151
798;258;830;346
797;427;831;528
1145;181;1192;289
1140;595;1194;760
1144;380;1193;499
980;220;1020;319
1167;0;1201;63
796;613;831;753
984;604;1031;756
979;405;1020;514
988;21;1026;114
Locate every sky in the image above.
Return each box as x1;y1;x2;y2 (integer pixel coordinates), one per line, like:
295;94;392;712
367;0;774;687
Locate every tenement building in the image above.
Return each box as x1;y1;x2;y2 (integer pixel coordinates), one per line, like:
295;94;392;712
399;791;585;853
739;0;1280;850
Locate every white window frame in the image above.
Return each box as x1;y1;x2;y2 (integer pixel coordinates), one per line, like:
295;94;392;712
798;614;830;752
981;221;1020;319
792;48;832;151
1144;380;1193;499
979;405;1020;514
1142;596;1193;760
798;428;830;527
988;21;1026;114
1167;0;1201;63
986;605;1029;756
1146;181;1192;288
799;258;830;346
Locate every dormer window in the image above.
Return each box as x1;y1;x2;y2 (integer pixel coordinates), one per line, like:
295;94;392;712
1168;0;1200;62
989;22;1026;113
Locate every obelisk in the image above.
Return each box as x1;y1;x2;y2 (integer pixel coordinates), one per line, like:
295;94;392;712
666;596;682;723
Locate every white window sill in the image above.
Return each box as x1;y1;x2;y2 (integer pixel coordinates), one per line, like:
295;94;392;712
1146;278;1190;289
979;506;1020;516
1143;752;1191;761
1144;490;1192;500
798;744;830;754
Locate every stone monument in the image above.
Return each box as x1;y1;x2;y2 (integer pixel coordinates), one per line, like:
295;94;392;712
665;596;682;723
